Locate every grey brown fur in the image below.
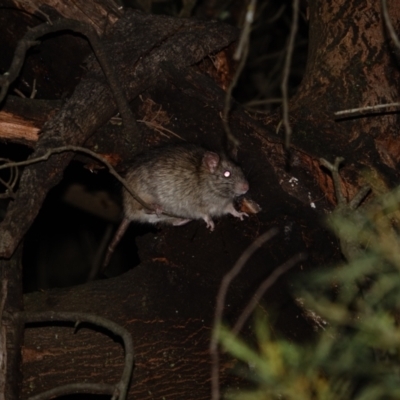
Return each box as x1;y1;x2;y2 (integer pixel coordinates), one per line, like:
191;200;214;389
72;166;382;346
123;144;249;230
101;144;249;271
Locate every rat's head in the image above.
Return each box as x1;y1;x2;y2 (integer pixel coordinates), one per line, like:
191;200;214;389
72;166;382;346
202;151;249;198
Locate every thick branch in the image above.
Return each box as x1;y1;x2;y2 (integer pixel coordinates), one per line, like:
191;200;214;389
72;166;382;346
0;246;23;400
19;311;134;400
0;11;238;258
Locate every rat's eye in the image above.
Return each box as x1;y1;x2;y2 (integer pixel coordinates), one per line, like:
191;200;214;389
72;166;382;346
223;170;231;178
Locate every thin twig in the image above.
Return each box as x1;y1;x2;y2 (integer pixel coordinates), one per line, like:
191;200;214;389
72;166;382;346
232;252;306;335
334;102;400;117
348;185;371;210
0;157;18;199
382;0;400;49
19;311;134;400
101;218;131;272
0;38;40;101
319;157;346;206
222;0;257;154
320;157;371;211
87;223;114;281
0;145;153;211
0;19;140;145
244;98;283;108
137;119;186;141
334;0;400;122
266;4;286;24
281;0;299;150
0;177;15;199
0;279;8;397
210;229;279;400
0;145;185;218
234;0;257;61
13;88;26;98
30;78;37;99
28;383;116;400
221;50;247;154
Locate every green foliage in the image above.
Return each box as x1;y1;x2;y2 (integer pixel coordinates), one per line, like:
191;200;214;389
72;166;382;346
218;188;400;399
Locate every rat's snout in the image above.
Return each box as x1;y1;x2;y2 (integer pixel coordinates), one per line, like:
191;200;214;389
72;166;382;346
236;180;249;195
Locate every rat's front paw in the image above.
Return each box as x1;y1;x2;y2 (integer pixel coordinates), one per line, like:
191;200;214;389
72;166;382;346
230;208;248;220
237;211;249;221
226;203;248;221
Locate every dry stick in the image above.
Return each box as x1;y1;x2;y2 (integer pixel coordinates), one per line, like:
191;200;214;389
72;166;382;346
334;102;400;117
232;252;306;335
0;145;182;219
245;98;283;107
0;158;18;199
0;177;15;199
334;2;400;119
221;0;257;154
13;78;37;100
0;19;139;143
28;383;116;400
179;0;197;17
221;52;246;153
18;311;134;400
0;145;152;211
234;0;257;61
101;218;131;272
319;157;371;210
0;279;8;397
382;0;400;49
320;157;346;206
137;118;186;141
210;228;279;400
4;158;18;185
30;78;37;99
281;0;299;150
0;38;39;102
266;4;286;24
87;223;115;281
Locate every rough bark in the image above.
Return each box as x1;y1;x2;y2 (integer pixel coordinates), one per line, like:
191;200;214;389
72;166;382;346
19;64;334;397
1;0;400;398
10;0;122;33
0;97;61;147
0;246;23;400
0;9;238;258
265;0;400;201
21;223;320;399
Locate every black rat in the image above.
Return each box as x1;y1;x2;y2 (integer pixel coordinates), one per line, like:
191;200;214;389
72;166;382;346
101;144;249;269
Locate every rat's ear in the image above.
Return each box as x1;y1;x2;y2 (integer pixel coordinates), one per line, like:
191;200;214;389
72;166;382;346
202;151;220;173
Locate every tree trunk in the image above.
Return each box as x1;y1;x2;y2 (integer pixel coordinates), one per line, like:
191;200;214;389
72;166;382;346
0;246;23;400
287;0;400;197
0;0;399;398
